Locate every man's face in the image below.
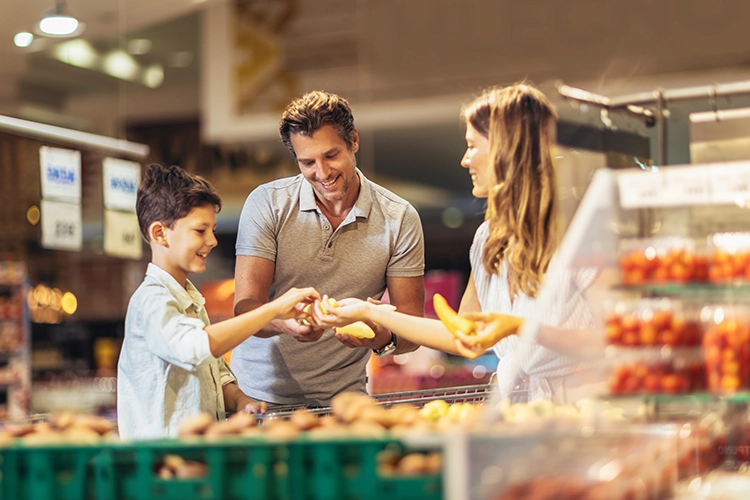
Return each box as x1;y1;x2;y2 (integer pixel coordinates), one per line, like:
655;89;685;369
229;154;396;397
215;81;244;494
290;123;359;203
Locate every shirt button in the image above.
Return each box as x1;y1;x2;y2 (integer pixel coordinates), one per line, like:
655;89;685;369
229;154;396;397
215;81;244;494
328;242;332;248
324;225;330;230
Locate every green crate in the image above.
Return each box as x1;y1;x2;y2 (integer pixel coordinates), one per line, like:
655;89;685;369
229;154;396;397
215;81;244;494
0;437;441;500
0;443;101;500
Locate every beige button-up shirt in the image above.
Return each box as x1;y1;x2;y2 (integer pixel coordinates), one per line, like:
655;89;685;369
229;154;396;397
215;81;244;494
117;263;235;441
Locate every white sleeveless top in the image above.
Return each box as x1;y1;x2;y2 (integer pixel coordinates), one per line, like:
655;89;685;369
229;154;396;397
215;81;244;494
470;222;598;402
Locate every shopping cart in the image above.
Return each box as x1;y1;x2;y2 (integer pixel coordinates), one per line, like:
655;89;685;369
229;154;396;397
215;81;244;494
257;377;497;421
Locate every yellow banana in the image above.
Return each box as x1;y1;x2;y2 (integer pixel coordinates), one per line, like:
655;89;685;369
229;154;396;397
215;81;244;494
300;298;339;326
433;293;476;336
336;321;376;339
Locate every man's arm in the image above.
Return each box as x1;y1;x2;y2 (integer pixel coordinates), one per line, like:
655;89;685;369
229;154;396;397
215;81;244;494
234;255;325;342
383;275;424;354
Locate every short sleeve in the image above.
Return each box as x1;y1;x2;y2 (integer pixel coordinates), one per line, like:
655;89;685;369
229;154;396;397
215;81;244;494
236;186;278;261
387;205;425;277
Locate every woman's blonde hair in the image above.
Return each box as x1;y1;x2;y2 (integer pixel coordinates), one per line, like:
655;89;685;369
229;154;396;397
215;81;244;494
462;83;558;298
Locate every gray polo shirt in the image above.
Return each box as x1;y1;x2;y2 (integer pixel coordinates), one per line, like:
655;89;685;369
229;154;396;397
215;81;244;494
233;170;424;405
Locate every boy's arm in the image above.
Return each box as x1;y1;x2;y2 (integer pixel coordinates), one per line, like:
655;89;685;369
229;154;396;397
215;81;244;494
206;286;319;358
222;382;267;414
234;255;327;343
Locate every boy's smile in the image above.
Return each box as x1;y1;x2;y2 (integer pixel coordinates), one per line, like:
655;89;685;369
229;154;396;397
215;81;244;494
156;204;218;286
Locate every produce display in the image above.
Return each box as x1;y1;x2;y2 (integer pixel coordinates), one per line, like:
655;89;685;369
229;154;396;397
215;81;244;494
708;232;750;283
618;237;708;285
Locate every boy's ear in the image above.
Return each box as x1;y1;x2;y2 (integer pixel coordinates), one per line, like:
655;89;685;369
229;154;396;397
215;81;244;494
149;221;168;247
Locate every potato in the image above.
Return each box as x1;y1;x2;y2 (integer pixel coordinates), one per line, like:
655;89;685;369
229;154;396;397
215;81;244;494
425;452;442;473
163;454;186;471
204;420;239;439
174;460;208;479
331;392;376;423
178;412;214;437
227;412;256;432
64;424;101;444
290;408;320;431
397;453;427;475
348;420;387;439
264;421;300;441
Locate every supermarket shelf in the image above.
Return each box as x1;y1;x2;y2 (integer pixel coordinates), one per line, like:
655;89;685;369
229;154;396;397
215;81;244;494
612;282;750;298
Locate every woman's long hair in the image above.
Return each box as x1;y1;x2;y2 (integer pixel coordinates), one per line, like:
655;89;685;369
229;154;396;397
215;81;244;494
463;83;558;298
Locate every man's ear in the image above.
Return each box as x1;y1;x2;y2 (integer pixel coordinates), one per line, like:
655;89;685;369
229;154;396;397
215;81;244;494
350;129;359;154
149;221;168;247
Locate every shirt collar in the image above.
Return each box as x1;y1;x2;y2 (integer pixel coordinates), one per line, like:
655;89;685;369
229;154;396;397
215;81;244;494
299;168;372;220
146;263;206;310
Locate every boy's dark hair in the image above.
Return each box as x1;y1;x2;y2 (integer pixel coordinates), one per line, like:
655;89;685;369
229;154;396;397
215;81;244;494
136;164;222;241
279;90;356;157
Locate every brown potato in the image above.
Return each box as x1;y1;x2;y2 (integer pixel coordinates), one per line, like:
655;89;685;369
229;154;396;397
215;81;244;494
290;408;320;431
331;392;376;424
178;412;214;437
174;460;208;479
264;421;300;441
349;420;387;439
64;424;101;444
163;454;186;471
396;453;427;475
227;412;256;432
204;420;240;439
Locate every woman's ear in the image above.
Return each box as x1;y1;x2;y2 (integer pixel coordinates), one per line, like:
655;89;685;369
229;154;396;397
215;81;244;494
149;221;168;247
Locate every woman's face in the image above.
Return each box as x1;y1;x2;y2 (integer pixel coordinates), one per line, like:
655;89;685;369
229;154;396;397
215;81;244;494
461;123;491;198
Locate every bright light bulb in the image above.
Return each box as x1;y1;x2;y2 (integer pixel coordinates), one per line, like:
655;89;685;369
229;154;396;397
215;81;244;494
61;292;78;315
54;39;97;68
14;32;34;47
143;64;164;88
39;15;79;36
103;50;138;80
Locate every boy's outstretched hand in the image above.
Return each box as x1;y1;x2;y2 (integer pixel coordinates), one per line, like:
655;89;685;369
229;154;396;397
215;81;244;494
452;312;523;359
272;287;320;321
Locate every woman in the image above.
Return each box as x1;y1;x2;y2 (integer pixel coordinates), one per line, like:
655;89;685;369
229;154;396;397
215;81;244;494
317;83;598;402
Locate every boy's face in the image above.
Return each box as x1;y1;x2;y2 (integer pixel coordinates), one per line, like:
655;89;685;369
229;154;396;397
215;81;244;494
161;204;218;284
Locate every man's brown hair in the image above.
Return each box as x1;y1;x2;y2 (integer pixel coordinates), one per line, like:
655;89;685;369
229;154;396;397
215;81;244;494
279;90;356;157
136;163;222;241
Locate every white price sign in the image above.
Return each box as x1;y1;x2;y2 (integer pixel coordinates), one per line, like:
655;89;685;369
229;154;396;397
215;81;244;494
660;166;711;206
709;162;750;205
41;200;82;251
39;146;81;202
104;210;143;260
103;158;140;212
617;170;663;209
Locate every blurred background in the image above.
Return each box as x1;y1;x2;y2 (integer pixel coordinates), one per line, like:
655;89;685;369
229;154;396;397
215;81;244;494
2;0;750;416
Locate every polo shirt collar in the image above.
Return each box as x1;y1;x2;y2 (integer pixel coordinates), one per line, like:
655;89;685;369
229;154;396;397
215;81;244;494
298;169;372;219
145;263;206;310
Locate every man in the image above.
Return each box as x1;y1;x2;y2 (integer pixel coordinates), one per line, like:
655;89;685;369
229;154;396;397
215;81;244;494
232;90;425;406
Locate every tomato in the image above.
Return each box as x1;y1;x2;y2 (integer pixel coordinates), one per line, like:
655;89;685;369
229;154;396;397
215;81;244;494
639;323;658;345
661;374;687;394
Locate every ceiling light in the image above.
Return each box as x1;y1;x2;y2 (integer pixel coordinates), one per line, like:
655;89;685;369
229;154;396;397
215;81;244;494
35;1;85;38
103;50;138;80
14;32;34;48
54;39;98;68
127;39;152;55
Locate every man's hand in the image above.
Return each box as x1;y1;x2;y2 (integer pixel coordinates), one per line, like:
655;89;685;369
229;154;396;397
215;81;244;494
273;317;327;343
452;312;523;359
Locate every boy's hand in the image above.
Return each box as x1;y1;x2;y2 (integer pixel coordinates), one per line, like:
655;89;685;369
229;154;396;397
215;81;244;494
452;312;523;359
235;395;267;415
272;287;320;320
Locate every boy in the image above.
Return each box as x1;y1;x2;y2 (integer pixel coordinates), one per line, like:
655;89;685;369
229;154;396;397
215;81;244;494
117;163;319;441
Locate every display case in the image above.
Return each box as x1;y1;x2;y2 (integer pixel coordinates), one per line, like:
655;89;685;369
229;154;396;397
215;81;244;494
0;260;31;420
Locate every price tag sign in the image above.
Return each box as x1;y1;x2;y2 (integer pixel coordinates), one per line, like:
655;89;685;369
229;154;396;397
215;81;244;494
660;166;711;206
710;162;750;205
617;170;663;209
39;146;81;202
41;200;82;251
103;158;140;212
104;210;143;260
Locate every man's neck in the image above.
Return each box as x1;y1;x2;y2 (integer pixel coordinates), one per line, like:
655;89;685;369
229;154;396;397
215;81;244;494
315;175;361;228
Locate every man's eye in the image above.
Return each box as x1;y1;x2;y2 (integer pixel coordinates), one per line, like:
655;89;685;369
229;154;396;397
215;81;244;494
196;229;205;234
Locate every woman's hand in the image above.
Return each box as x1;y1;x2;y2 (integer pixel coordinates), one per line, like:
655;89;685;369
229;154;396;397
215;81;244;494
452;312;523;359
